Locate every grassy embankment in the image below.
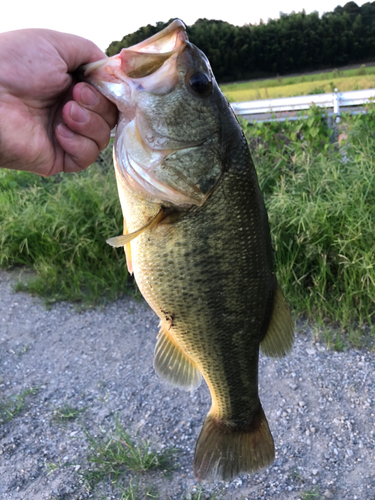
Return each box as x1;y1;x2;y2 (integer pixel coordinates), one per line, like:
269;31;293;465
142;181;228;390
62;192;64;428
0;157;128;306
245;105;375;347
0;84;374;346
221;65;375;101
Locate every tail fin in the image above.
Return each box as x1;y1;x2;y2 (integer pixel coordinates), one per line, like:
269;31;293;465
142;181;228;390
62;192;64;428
193;406;274;481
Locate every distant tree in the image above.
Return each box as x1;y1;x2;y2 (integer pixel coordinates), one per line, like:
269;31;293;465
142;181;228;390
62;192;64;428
343;1;361;17
105;3;375;82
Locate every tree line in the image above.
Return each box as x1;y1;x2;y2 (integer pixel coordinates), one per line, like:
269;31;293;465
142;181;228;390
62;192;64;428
106;2;375;83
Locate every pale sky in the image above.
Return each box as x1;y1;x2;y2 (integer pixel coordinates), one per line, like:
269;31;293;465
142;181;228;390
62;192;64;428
1;0;368;52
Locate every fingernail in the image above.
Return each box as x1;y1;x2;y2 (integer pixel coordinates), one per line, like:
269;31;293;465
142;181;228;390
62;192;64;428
71;101;89;123
81;84;99;106
57;123;74;138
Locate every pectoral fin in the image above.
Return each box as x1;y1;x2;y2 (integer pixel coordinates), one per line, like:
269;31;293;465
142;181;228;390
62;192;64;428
122;219;133;275
106;208;165;248
260;284;294;358
154;325;202;391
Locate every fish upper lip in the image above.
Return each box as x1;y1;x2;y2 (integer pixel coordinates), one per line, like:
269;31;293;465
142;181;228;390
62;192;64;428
126;19;188;55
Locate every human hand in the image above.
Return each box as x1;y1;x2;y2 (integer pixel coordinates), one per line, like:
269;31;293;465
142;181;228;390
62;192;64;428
0;29;118;176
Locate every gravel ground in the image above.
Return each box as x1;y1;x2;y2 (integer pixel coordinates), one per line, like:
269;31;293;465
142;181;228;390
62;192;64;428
0;269;374;500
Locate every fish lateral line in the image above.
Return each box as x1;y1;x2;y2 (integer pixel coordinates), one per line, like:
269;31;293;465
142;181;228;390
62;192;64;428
106;207;168;247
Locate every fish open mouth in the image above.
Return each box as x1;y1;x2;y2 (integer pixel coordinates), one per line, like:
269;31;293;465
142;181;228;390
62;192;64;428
81;19;188;96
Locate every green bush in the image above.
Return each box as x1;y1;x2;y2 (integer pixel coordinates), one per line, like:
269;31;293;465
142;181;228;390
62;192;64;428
242;105;332;162
356;64;367;76
308;87;325;95
243;107;375;342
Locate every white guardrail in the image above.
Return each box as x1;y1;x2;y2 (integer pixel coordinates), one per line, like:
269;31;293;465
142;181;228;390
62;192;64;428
231;88;375;122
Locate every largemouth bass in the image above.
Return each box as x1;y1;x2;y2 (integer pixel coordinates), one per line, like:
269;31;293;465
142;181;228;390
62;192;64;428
81;20;294;481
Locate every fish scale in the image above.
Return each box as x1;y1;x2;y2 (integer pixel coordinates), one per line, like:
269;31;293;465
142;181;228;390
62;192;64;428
81;19;294;481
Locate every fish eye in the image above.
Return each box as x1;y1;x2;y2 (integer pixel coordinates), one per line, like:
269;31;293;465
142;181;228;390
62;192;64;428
188;72;212;97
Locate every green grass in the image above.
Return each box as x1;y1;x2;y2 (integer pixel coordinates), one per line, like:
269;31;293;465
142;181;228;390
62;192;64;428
301;487;321;499
221;65;375;101
52;404;86;423
185;488;218;499
0;387;39;424
99;480;157;500
223;65;375;91
244;105;375;345
0;154;129;306
79;421;175;490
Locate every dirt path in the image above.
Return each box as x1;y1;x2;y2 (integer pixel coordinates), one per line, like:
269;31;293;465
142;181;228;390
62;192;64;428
0;269;374;499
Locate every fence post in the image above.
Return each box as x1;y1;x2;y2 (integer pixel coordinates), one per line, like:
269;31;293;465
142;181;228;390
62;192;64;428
333;88;340;115
333;88;340;141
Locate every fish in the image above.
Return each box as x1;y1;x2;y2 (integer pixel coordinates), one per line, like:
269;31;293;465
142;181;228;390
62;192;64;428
80;19;294;481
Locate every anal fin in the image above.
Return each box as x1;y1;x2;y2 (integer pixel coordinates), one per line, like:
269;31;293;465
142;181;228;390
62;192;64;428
260;284;294;358
154;324;202;391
